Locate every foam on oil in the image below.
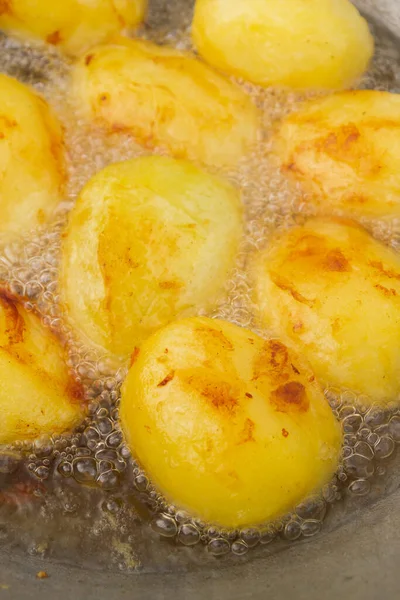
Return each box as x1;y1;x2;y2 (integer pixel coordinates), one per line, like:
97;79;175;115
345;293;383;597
0;1;399;569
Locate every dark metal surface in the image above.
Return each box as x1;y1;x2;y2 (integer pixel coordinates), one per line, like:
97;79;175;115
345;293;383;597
1;485;400;599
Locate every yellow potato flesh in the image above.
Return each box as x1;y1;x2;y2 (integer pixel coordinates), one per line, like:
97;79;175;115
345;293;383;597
71;37;259;169
273;91;400;220
0;0;147;56
60;156;243;357
192;0;373;90
120;317;341;528
253;218;400;404
0;293;84;444
0;74;65;236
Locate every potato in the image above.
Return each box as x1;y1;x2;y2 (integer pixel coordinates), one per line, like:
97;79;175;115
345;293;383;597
70;37;259;169
252;218;400;404
0;74;65;236
120;317;341;528
0;0;147;57
0;292;84;444
273;91;400;220
60;156;243;357
192;0;373;90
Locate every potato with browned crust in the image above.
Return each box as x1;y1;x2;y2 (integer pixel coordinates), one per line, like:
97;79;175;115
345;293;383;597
0;74;65;237
0;293;84;444
273;91;400;220
120;317;341;528
71;37;259;169
192;0;373;90
252;218;400;404
60;156;243;357
0;0;147;56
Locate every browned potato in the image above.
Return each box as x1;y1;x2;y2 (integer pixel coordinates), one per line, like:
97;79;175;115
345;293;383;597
252;218;400;404
60;156;243;356
273;91;400;219
121;317;341;527
70;37;259;169
0;293;85;444
0;74;65;236
0;0;147;57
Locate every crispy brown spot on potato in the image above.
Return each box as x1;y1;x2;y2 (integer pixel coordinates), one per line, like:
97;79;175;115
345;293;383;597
344;193;369;205
369;260;400;281
159;280;184;290
99;93;110;103
0;294;25;346
237;418;255;445
245;392;253;398
85;54;94;66
282;428;289;438
293;321;304;333
374;284;397;298
0;115;17;129
0;0;12;15
46;31;62;45
315;124;361;157
291;363;300;375
253;340;289;382
66;379;85;404
289;234;325;259
157;371;175;387
144;425;152;434
323;249;350;272
270;381;309;413
130;347;140;367
185;372;238;414
196;326;234;351
271;273;314;307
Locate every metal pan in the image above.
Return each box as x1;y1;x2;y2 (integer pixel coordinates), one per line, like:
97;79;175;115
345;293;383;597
0;1;400;598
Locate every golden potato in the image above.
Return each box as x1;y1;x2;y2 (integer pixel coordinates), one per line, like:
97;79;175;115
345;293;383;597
273;91;400;219
60;156;243;357
71;37;259;169
252;218;400;404
0;74;65;237
0;292;84;444
192;0;373;90
120;317;341;528
0;0;147;56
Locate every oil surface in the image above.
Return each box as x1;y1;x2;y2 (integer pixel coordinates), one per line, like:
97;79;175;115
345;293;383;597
0;0;399;573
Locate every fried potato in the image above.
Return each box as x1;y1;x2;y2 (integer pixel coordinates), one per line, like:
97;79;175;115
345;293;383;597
273;91;400;219
0;74;65;236
0;0;147;56
70;37;259;169
60;156;243;357
252;218;400;404
0;293;84;444
120;317;341;528
192;0;373;90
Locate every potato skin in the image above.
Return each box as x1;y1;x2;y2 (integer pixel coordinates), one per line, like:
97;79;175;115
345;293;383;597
0;293;84;444
71;37;259;169
60;156;243;357
192;0;373;90
273;91;400;219
0;74;65;236
120;317;341;528
0;0;147;56
253;218;400;404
